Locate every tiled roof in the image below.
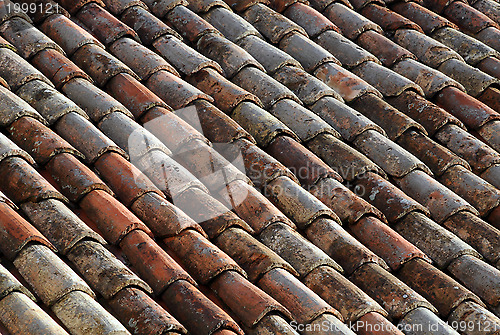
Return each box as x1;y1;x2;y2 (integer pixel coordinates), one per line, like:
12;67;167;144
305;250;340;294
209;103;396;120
0;0;498;334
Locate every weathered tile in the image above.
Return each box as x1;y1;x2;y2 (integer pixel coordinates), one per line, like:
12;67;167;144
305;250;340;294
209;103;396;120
353;312;404;335
357;30;415;67
360;3;424;32
323;3;382;39
0;263;35;301
244;314;300;335
448;301;500;335
203;7;263;43
392;3;456;34
443;0;499;34
167;5;219;42
0;131;34;165
0;48;53;91
284;3;339;38
188;0;231;13
397;307;459;335
121;6;180;45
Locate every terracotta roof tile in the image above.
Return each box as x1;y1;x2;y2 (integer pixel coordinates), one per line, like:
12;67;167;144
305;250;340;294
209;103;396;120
108;287;187;335
398;258;483;317
51;290;131;335
120;6;179;45
444;0;499;34
309;0;352;11
360;3;424;32
0;17;65;59
188;0;231;13
392;2;456;34
0;34;17;52
67;240;152;299
323;2;383;39
306;217;389;274
167;5;220;42
472;0;500;25
203;7;264;43
161;279;244;335
56;0;105;15
397;307;458;335
0;201;55;260
20;198;106;254
448;301;500;335
475;25;500;52
0;263;35;301
0;131;35;165
258;267;343;323
350;262;436;319
0;291;69;335
197;33;265;78
102;0;148;16
284;2;341;38
481;163;500;191
243;314;298;334
153;35;223;76
349;216;431;271
237;34;302;74
354;312;404;335
356;29;415;67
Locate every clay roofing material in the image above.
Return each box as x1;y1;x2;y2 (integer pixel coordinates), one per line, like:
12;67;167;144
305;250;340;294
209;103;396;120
0;0;498;334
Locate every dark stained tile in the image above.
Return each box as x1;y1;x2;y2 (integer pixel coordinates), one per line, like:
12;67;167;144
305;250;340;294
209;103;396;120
166;5;219;42
284;2;340;38
448;301;500;335
397;307;459;335
0;263;36;301
392;2;457;34
356;30;416;67
443;1;499;34
244;314;299;335
353;312;404;335
57;0;105;14
472;0;500;26
323;2;382;39
0;131;35;165
203;7;263;43
101;0;148;16
360;3;424;33
187;0;231;13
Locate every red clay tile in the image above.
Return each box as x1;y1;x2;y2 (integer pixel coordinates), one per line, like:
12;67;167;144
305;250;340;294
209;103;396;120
394;3;458;35
0;202;55;260
55;112;127;164
473;0;500;25
107;73;169;119
237;34;302;75
67;239;152;299
351;61;424;98
439;165;500;217
0;191;17;209
443;1;499;34
0;291;69;335
225;138;299;189
421;0;461;14
435;86;499;129
274;65;342;105
316;31;379;69
57;0;105;14
398;258;483;317
477;119;500;153
29;0;71;24
31;48;92;90
481;163;500;190
197;32;265;78
71;44;138;87
349;262;436;319
306;217;389;275
304;265;385;322
264;176;338;229
153;35;223;76
16;79;89;125
121;5;180;45
45;153;112;202
233;67;301;109
164;229;245;284
215;227;298;281
80;189;152;244
258;267;342;323
354;312;404;335
396;129;470;176
146;70;214;110
280;33;340;72
355;171;430;223
242;3;307;44
119;229;194;295
110;37;179;80
0;17;65;59
94;152;161;206
438;58;499;98
398;307;459;335
353;130;431;177
270;99;341;142
314;62;381;102
204;7;263;43
310;96;384;141
357;29;415;67
478;87;500;114
395;211;480;269
448;255;500;307
0;0;32;26
0;47;53;91
130;191;205;237
63;79;132;123
109;286;187;335
0;131;35;165
0;156;67;204
434;124;500;173
218;179;296;234
323;3;383;39
225;0;271;13
231;102;298;147
176;99;253;145
243;314;297;334
20;198;105;254
188;0;231;12
448;301;500;335
395;169;478;223
211;270;292;327
162;279;244;335
101;0;148;15
40;14;104;56
360;3;424;32
187;67;262;114
166;5;219;42
260;222;343;277
388;91;464;136
76;3;140;46
266;135;342;186
284;2;340;38
349;216;431;271
174;186;253;238
14;243;95;305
